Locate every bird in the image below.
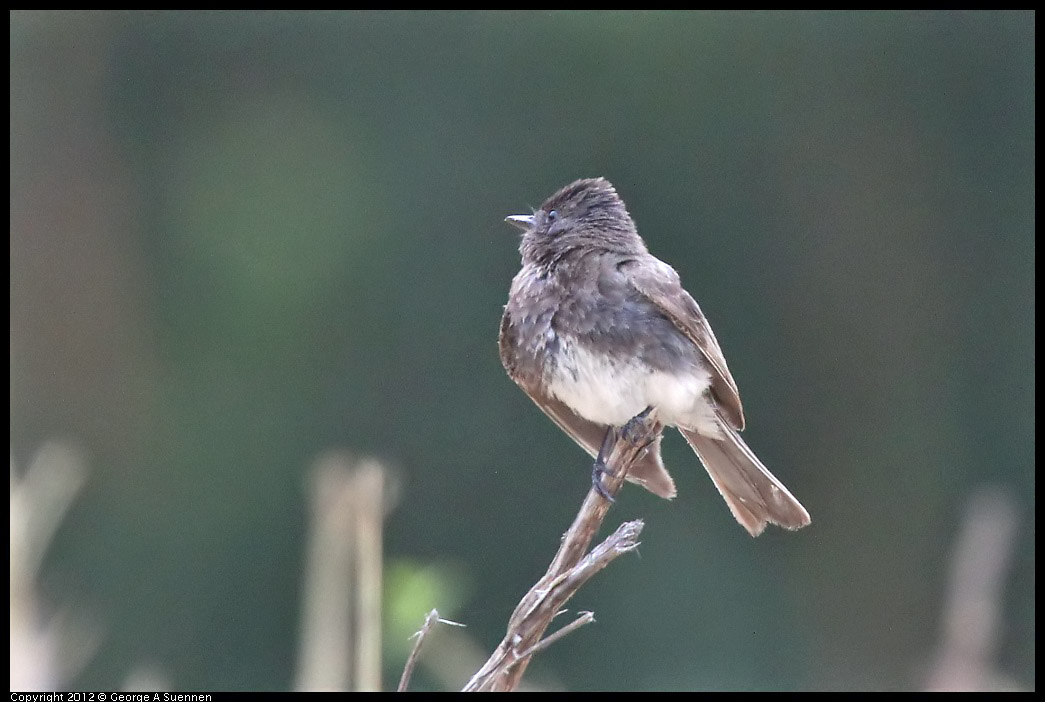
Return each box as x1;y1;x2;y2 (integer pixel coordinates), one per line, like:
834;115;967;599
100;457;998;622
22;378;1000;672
498;177;810;536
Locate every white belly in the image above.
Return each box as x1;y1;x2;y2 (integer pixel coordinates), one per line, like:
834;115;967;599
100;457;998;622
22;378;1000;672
545;337;721;436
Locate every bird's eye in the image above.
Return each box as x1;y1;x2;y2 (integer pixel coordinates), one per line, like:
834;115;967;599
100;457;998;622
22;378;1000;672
547;210;559;222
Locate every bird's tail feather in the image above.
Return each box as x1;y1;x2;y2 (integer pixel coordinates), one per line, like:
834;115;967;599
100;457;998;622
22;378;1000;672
679;424;810;537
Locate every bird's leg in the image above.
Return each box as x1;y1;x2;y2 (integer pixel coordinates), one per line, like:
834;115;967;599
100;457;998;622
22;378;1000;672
620;406;656;448
591;425;618;502
591;408;657;501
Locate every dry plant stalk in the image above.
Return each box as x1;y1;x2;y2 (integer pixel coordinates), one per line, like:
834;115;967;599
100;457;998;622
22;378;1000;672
925;486;1023;692
462;414;661;692
398;609;442;692
296;453;391;692
398;609;468;692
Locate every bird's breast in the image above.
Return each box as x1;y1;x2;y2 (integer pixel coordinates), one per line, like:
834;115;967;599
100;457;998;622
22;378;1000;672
545;333;717;431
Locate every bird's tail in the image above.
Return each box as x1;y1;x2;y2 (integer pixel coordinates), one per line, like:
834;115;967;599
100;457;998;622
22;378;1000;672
679;423;810;537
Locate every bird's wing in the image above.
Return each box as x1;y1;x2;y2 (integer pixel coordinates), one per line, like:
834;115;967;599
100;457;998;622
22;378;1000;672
619;257;746;430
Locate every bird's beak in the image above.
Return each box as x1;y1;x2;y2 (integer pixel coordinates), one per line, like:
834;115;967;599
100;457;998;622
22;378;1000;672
505;214;535;231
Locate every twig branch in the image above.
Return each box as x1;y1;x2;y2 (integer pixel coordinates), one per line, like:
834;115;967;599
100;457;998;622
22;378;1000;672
462;414;661;692
398;609;439;692
398;609;466;691
514;611;595;661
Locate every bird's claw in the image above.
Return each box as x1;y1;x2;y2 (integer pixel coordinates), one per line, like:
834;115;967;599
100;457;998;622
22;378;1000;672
620;406;655;446
591;459;616;502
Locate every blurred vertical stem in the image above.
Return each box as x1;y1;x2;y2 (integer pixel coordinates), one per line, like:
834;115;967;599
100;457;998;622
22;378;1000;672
925;486;1022;692
352;459;387;692
295;452;394;691
10;441;88;690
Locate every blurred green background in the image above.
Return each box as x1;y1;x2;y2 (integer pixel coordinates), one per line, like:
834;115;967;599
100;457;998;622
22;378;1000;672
10;10;1034;692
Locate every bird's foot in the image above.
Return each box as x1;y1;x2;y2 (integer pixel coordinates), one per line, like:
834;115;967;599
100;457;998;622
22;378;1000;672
620;406;656;447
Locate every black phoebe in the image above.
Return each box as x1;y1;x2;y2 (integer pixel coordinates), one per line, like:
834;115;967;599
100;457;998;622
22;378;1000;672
499;177;810;536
